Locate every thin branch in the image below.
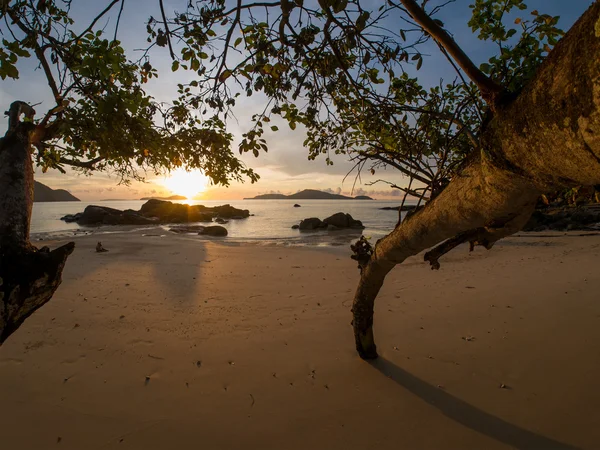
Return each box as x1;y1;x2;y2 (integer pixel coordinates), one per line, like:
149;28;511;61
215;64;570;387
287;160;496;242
113;0;125;42
59;156;105;169
399;0;505;106
159;0;175;59
72;0;120;43
214;0;242;91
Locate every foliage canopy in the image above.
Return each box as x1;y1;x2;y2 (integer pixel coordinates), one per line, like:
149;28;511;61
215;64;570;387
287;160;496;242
1;0;564;198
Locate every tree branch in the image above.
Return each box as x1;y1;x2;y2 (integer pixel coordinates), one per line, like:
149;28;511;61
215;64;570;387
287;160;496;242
159;0;175;59
59;156;105;169
399;0;505;106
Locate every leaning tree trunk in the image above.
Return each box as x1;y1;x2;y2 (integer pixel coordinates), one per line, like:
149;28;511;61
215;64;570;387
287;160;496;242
352;1;600;359
0;102;74;344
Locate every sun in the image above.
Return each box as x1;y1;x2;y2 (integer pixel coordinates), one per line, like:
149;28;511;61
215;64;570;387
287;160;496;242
161;168;209;199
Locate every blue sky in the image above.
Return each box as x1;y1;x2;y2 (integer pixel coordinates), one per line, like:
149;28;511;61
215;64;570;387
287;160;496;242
0;0;593;200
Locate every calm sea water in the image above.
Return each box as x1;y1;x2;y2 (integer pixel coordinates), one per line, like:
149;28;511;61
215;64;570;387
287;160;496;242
31;199;413;245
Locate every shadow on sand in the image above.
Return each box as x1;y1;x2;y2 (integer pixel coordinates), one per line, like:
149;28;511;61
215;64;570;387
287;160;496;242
369;357;580;450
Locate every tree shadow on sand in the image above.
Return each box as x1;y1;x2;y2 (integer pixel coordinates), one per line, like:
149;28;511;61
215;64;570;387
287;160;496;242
369;357;580;450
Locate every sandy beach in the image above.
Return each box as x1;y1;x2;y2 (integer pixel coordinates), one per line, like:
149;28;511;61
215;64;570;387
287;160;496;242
0;231;599;449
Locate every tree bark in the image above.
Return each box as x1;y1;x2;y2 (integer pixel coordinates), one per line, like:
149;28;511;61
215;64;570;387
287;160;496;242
352;1;600;359
0;101;74;345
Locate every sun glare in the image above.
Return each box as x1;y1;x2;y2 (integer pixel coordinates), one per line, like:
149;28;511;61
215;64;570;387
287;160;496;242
161;168;209;199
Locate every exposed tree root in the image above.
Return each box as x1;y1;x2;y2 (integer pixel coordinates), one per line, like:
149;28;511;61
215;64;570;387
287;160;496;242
0;242;75;344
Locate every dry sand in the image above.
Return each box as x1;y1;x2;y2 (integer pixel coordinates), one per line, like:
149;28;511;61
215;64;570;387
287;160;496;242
1;230;599;449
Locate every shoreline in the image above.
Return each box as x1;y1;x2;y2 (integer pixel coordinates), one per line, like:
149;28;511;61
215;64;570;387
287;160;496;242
1;232;599;449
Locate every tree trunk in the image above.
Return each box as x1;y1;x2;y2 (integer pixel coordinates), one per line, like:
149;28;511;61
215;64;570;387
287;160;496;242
352;2;600;359
0;102;74;345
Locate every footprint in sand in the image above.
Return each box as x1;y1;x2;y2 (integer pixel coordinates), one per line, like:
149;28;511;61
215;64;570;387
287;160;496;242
61;355;87;364
0;358;23;367
128;339;154;346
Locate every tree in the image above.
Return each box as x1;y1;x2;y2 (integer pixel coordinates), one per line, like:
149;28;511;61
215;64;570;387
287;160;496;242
0;0;258;343
151;0;600;358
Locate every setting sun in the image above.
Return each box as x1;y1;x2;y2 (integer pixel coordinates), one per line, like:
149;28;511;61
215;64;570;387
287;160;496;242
161;168;209;199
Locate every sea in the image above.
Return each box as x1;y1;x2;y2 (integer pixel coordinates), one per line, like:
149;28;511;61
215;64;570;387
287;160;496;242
31;199;415;246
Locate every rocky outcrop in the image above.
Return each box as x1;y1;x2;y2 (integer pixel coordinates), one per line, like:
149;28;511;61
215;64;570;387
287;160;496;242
61;200;249;226
199;226;228;236
295;213;365;231
62;206;158;226
523;204;600;231
323;212;364;229
169;225;206;233
169;224;228;236
298;217;325;230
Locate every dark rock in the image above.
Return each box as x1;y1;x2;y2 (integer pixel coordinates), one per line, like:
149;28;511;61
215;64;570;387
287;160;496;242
523;205;600;231
122;210;158;225
294;204;301;207
323;212;365;229
61;199;250;227
199;226;228;236
139;200;213;223
72;205;157;226
60;213;82;223
215;218;229;224
291;224;300;229
169;225;206;233
299;217;324;230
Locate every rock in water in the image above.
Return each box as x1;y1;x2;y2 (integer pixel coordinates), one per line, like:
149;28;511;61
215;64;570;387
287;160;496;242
96;242;109;252
294;213;365;231
199;226;228;236
61;199;250;226
169;225;206;233
323;212;365;229
294;204;301;207
298;217;324;230
72;205;157;226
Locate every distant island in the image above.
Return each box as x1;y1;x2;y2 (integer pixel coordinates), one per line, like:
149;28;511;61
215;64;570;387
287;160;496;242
34;181;80;202
140;195;187;200
245;189;373;200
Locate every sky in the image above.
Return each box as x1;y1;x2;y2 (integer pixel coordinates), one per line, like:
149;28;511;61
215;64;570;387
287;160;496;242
0;0;594;201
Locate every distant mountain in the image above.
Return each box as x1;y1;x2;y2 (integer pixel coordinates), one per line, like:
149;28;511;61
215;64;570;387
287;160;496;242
34;181;80;202
140;195;187;201
245;189;373;200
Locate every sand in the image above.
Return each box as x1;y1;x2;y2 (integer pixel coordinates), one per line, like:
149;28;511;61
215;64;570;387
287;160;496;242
0;230;599;449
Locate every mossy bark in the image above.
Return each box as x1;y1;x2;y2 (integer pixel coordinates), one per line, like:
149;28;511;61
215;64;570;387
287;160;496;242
352;2;600;359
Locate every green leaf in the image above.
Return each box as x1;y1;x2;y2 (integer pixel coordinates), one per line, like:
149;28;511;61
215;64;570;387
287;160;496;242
332;0;348;14
171;60;179;72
